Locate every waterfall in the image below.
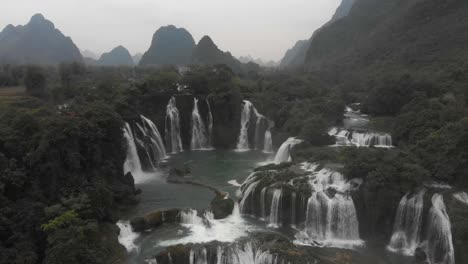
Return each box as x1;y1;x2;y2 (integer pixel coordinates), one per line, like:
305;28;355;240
329;128;393;148
206;99;214;147
123;122;142;176
190;248;208;264
159;203;252;247
260;187;268;220
268;189;282;228
239;181;260;213
180;209;203;225
165;97;183;153
236;100;271;151
295;169;362;247
273;137;302;164
191;98;211;150
236;100;254;150
116;220;140;252
424;194;455;264
291;192;297;227
263;127;273;153
140;115;167;162
454;192;468;205
387;190;426;256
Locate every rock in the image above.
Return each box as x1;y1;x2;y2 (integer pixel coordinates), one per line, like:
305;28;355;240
414;248;429;264
210;194;234;219
130;208;181;232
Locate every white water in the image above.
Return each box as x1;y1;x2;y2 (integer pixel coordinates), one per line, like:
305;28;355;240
206;99;214;147
236;101;254;151
295;169;363;248
117;220;140;252
140;115;167;162
123;122;143;176
159;203;255;247
268;189;282;228
260;187;268;220
291;192;297;227
424;194;455;264
165;97;183;153
239;180;260;213
236;100;271;152
191;98;211;150
328;128;393;148
387;190;426;256
273;137;302;164
454;191;468;205
263;128;273;153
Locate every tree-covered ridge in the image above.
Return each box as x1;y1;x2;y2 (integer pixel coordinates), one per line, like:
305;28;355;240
0;97;137;263
97;46;134;66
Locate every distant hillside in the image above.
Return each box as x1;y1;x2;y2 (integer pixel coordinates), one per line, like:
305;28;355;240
304;0;468;84
192;36;246;73
140;25;195;66
81;50;100;60
238;55;279;68
0;14;83;65
98;46;134;66
132;53;143;65
280;0;355;68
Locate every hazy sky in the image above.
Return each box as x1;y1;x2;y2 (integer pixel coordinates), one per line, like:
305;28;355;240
1;0;341;61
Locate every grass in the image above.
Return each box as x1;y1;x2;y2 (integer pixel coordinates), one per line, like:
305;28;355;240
0;86;27;104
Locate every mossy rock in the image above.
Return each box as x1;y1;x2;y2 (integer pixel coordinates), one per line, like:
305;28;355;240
130;208;181;232
210;194;234;219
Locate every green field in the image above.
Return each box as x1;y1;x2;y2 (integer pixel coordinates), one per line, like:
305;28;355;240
0;86;26;103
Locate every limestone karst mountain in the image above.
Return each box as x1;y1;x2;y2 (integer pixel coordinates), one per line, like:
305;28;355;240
139;25;195;66
0;14;83;64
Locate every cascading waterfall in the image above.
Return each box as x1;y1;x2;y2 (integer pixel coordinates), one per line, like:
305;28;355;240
263;127;273;153
166;243;276;264
239;181;260;214
291;192;297;227
260;187;268;220
236;100;271;151
424;194;455;264
206;99;214;147
453;191;468;205
123;122;142;176
328;128;393;148
165;97;183;153
387;190;426;256
268;189;282;228
116;220;140;252
273;137;302;164
236;101;254;151
191;98;211;150
139;115;167;163
295;169;362;247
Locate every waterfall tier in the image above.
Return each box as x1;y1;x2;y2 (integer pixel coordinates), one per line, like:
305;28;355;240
191;98;212;150
273;137;302;164
387;190;426;256
123;115;167;182
425;194;455;264
236;100;272;152
238;163;363;248
165;96;183;153
328;128;393;148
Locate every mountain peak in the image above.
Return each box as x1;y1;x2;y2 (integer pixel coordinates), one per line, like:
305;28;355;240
199;36;216;46
30;13;46;24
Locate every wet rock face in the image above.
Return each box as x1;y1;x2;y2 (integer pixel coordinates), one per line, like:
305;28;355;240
210;194;235;219
130;208;181;232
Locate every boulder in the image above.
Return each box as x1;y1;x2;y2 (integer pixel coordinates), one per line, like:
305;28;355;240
210;193;234;219
130;208;181;232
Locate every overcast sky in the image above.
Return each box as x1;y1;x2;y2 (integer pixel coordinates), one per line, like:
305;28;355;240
1;0;342;61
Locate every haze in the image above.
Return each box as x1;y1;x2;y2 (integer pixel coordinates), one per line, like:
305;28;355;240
1;0;341;61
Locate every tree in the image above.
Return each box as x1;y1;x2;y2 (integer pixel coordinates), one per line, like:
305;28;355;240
24;65;46;98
